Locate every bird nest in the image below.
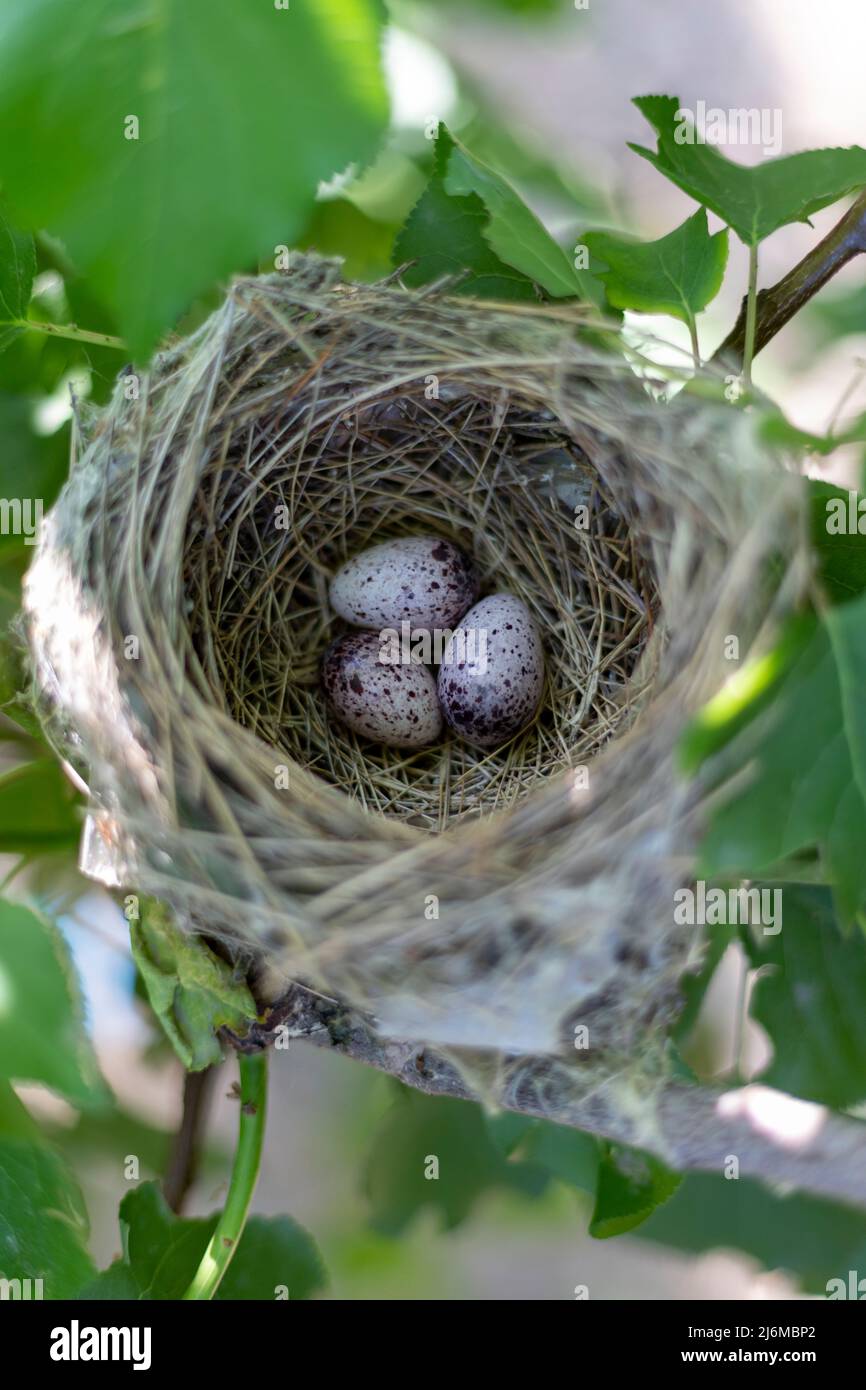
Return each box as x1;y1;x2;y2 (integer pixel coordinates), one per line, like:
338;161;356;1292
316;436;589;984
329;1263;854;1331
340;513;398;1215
24;256;805;1061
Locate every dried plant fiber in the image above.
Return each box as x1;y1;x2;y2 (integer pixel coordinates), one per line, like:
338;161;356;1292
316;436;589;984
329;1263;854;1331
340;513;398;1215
24;256;806;1063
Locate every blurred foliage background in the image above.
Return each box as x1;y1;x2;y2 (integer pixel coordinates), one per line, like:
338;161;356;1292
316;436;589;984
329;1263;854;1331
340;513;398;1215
2;0;866;1300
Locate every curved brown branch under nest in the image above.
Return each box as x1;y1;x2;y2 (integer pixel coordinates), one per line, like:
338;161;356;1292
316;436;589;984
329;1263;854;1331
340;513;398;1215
24;255;805;1073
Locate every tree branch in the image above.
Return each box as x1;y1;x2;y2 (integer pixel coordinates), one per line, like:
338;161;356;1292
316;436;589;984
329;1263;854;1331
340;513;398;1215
163;1064;217;1215
226;983;866;1212
713;191;866;368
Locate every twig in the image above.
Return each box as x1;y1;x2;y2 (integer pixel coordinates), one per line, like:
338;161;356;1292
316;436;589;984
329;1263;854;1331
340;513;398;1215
713;191;866;368
226;983;866;1211
7;317;127;350
163;1065;217;1215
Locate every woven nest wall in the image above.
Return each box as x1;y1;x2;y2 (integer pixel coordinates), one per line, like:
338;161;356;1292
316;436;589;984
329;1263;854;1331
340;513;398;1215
24;256;805;1063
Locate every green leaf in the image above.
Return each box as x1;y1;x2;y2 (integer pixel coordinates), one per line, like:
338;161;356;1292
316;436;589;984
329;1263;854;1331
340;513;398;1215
0;0;389;357
741;885;866;1107
89;1182;327;1300
0;203;35;353
638;1171;866;1294
217;1215;328;1301
0;391;70;629
825;595;866;811
582;210;728;324
810;482;866;604
485;1111;600;1191
130;899;256;1070
0;757;81;852
0;1077;41;1140
680;613;814;773
394;125;603;304
519;1120;600;1192
0;640;47;742
630;95;866;245
120;1181;207;1299
589;1141;681;1238
0;898;106;1105
696;607;866;922
301;198;400;285
0;1138;96;1297
364;1088;548;1234
0;392;69;549
759;406;866;458
454;108;610;220
78;1261;141;1300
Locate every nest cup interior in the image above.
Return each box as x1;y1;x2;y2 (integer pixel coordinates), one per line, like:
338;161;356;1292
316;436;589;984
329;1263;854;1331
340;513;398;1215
184;370;659;831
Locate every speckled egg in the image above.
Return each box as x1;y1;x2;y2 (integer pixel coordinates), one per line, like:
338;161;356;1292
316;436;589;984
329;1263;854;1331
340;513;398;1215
322;631;443;749
329;536;477;633
437;594;544;749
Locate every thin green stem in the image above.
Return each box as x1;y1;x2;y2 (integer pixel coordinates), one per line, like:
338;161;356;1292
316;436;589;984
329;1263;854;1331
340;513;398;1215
182;1051;268;1301
7;317;127;351
686;313;701;371
741;243;759;390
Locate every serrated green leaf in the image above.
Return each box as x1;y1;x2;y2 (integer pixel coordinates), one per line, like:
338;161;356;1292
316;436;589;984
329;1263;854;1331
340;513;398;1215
395;124;603;304
0;898;107;1105
589;1141;681;1238
582;210;728;324
364;1089;548;1234
630;95;866;246
396;179;540;300
741;885;866;1107
443;129;598;299
0;0;389;357
0;1138;96;1297
130;900;256;1070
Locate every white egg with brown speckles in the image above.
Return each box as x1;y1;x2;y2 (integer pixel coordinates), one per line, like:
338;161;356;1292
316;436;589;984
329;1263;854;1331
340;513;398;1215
438;594;544;749
330;536;477;633
322;631;443;749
